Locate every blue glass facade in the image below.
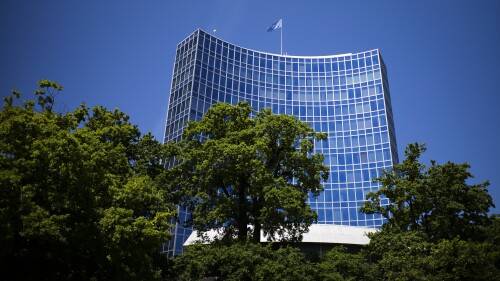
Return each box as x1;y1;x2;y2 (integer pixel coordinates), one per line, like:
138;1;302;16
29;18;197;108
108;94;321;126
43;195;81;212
163;29;398;257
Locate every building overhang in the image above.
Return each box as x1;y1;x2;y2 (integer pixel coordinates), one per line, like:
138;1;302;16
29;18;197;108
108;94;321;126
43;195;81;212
184;224;377;247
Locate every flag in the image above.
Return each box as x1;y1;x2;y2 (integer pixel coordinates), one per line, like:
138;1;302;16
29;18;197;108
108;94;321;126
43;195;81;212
267;19;282;32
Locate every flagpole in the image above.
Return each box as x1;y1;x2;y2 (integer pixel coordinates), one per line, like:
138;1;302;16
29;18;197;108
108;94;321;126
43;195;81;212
267;19;283;55
280;19;283;55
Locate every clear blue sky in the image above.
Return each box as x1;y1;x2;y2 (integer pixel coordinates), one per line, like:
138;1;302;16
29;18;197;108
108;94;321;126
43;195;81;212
1;0;499;213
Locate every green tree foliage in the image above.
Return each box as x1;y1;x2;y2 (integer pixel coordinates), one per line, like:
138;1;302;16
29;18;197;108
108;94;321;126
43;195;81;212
361;142;494;241
362;231;499;281
317;246;377;281
427;238;499;281
360;143;499;280
365;231;432;280
172;241;316;281
169;102;328;242
0;81;174;280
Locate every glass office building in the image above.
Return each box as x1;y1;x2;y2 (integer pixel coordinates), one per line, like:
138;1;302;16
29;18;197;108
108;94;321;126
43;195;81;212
163;29;398;257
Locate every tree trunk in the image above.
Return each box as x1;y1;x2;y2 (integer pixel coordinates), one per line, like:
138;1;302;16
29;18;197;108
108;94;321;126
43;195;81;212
237;177;248;241
252;220;261;243
252;197;262;243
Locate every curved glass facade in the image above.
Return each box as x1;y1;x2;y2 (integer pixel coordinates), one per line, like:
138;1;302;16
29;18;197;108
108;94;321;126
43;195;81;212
163;29;398;256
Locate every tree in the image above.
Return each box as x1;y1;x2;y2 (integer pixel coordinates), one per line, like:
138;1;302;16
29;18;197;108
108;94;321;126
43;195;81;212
361;142;494;241
172;241;316;281
427;238;499;281
363;231;500;281
360;143;499;280
317;246;377;281
168;102;328;243
0;81;174;280
364;231;433;281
